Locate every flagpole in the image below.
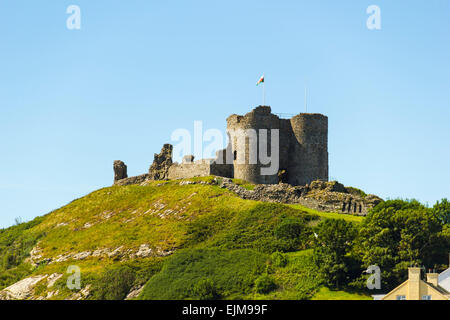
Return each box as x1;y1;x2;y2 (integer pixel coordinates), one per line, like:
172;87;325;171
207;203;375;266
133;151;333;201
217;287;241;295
263;77;265;106
305;86;307;113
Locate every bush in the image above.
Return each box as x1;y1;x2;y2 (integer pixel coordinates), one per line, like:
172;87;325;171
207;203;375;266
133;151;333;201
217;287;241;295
274;218;311;251
0;216;45;290
92;265;136;300
212;203;316;253
255;274;277;294
140;248;268;300
191;279;220;300
271;252;288;268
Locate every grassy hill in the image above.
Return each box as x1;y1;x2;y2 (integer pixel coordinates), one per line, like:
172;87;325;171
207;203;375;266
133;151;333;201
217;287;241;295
0;177;371;300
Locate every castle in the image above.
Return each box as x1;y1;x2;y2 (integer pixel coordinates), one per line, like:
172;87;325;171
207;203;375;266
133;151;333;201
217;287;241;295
114;106;329;186
113;106;383;216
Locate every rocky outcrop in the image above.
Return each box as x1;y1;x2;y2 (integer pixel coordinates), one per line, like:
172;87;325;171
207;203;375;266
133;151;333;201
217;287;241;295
0;275;47;300
114;174;149;186
113;160;128;182
27;244;174;266
126;285;145;300
192;178;382;216
224;179;382;215
149;144;173;180
113;174;382;216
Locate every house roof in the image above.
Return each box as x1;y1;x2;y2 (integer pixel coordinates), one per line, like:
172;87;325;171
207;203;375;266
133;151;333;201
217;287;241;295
438;268;450;292
428;282;449;295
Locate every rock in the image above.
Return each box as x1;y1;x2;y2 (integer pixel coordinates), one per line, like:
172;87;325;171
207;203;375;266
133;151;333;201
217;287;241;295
72;251;91;260
55;222;68;228
182;177;382;216
83;222;94;229
107;246;124;259
92;248;110;258
47;273;63;288
126;285;145;300
0;275;47;300
179;181;195;186
46;290;59;299
308;180;347;193
28;246;44;266
114;174;150;186
149;144;173;180
80;285;91;298
136;244;153;258
113;160;128;182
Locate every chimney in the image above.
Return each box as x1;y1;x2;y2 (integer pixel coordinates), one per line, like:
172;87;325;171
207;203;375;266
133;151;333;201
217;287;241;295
408;267;421;300
427;272;439;287
408;267;421;281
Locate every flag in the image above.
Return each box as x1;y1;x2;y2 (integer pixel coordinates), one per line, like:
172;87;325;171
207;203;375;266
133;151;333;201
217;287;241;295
256;75;264;86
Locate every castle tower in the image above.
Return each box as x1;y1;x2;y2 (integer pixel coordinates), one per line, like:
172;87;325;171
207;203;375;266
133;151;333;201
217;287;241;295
226;106;328;186
288;114;328;186
226;106;282;184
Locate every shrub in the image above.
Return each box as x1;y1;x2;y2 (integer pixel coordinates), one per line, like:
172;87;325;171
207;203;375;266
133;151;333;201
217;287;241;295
191;279;220;300
271;252;288;268
255;274;277;294
140;248;268;300
274;218;311;252
213;203;316;253
92;265;136;300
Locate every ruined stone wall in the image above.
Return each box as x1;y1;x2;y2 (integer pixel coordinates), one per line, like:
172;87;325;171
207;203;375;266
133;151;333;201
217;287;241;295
167;160;213;180
113;106;329;187
288;114;328;186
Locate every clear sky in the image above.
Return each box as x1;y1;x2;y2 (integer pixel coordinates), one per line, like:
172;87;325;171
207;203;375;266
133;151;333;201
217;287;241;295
0;1;449;228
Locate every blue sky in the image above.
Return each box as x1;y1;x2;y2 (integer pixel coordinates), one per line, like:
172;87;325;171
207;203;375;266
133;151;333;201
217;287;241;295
0;1;449;228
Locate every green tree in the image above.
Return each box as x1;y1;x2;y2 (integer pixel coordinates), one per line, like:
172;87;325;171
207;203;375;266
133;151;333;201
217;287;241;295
433;198;450;225
313;219;357;289
355;200;446;291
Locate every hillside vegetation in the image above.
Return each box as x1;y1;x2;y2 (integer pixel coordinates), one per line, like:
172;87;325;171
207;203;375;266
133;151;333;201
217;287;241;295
0;177;448;300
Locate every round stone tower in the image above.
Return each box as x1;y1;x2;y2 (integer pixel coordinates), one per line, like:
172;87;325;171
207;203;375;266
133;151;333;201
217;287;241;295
288;114;328;186
226;106;281;184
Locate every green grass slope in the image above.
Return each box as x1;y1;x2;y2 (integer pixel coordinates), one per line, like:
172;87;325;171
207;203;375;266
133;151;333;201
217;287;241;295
0;177;370;300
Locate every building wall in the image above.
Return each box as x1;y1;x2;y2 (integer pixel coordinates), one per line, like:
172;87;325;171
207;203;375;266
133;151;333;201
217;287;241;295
382;268;449;300
382;280;448;300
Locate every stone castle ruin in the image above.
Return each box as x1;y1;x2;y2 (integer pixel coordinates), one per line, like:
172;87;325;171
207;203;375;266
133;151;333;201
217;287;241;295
113;105;382;215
